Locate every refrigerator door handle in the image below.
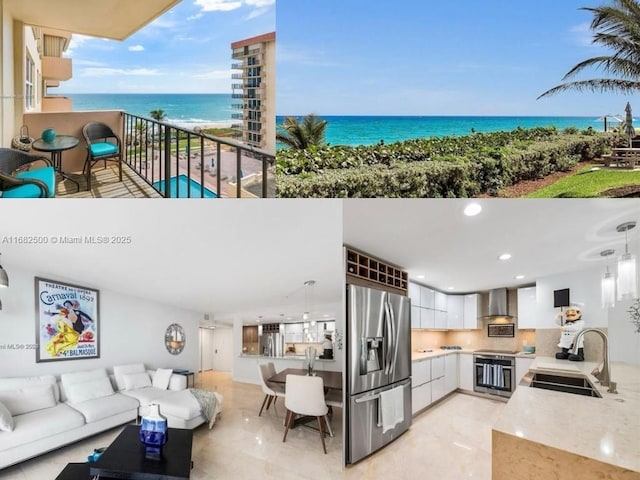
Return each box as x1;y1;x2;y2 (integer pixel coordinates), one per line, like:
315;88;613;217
387;296;397;376
383;294;393;375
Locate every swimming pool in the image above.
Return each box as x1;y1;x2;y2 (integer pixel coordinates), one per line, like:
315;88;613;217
152;175;218;198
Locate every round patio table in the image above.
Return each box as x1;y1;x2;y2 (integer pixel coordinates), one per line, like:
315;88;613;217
32;135;81;192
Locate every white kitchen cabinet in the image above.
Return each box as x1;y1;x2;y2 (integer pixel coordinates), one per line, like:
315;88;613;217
413;358;431;386
409;282;421;308
517;286;539;329
458;354;474;391
515;357;535;387
411;305;422;329
421;307;435;329
431;376;446;402
447;295;464;329
445;354;458;393
434;309;447;329
421;286;435;310
431;355;445;380
463;294;479;329
411;381;432;415
284;323;303;343
435;291;447;311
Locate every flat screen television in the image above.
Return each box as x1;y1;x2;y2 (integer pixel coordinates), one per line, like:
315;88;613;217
553;288;570;308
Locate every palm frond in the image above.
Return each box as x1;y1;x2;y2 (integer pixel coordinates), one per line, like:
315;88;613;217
538;78;640;99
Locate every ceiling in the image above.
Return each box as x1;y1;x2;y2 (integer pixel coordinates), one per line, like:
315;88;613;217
0;200;343;325
6;0;180;40
343;199;640;293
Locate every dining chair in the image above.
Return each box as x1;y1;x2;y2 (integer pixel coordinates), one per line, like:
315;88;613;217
82;122;122;191
0;148;55;198
257;362;285;416
283;374;329;454
323;389;343;437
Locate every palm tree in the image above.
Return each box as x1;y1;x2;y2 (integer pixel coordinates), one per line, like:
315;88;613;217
149;109;167;121
539;0;640;98
276;114;327;149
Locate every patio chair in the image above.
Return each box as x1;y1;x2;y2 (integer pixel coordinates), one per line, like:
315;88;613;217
0;148;55;198
82;122;122;190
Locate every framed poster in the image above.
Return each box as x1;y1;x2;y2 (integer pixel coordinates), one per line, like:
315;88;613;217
487;323;515;338
35;277;100;362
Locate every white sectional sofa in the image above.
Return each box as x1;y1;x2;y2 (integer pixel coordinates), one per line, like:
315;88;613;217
0;364;205;470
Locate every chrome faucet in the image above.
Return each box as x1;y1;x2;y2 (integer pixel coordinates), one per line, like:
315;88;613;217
571;328;617;394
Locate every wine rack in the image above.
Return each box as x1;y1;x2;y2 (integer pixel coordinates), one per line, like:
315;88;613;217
345;247;408;295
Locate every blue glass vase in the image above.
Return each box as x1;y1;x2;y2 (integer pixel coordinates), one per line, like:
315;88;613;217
139;404;167;460
42;128;56;143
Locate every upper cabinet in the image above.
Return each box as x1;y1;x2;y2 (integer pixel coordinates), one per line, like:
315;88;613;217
421;286;435;310
463;294;479;329
409;282;421;308
409;282;480;330
446;295;464;329
517;286;540;329
434;291;447;311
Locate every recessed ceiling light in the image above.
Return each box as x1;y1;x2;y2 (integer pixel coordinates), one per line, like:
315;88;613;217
514;275;525;280
463;203;482;217
498;253;512;261
447;286;455;291
416;275;425;279
323;314;329;318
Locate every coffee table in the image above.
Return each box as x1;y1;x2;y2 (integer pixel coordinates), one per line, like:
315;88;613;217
90;425;193;479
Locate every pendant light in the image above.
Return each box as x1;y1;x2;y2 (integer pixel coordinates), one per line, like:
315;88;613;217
303;280;315;321
600;249;616;308
0;253;8;288
616;222;638;301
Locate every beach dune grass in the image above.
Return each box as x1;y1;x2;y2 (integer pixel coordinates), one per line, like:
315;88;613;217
525;166;640;198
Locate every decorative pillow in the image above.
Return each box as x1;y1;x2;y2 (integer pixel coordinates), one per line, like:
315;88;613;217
65;377;114;404
113;363;146;391
122;372;152;391
152;368;173;390
0;375;60;402
0;400;14;432
0;385;56;416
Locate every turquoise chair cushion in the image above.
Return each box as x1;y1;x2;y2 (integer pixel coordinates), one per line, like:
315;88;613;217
89;142;118;157
2;166;55;198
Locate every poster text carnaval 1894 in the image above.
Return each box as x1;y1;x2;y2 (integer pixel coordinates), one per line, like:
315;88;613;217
35;277;100;362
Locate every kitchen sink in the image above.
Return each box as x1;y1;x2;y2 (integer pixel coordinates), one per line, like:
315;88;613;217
522;372;602;398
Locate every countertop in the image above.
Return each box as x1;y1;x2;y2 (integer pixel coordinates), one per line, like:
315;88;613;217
492;356;640;473
239;353;336;362
411;349;536;361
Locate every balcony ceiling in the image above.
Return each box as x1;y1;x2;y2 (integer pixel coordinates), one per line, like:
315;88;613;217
6;0;181;41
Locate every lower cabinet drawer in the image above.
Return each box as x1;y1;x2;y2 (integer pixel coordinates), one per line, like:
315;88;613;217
411;381;432;415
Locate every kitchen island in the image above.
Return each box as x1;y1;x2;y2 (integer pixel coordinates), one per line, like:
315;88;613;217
234;353;341;385
492;356;640;479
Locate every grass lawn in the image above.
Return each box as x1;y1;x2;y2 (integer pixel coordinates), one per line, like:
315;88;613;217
526;165;640;198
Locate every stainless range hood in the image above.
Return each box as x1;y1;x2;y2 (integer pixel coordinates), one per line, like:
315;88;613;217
479;288;515;318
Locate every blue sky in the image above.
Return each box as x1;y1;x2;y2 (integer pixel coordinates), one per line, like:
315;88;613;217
277;0;638;116
58;0;274;94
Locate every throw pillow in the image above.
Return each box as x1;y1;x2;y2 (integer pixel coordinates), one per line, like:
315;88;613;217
122;372;152;391
0;400;14;432
65;377;114;404
152;368;173;390
0;385;56;416
113;363;146;391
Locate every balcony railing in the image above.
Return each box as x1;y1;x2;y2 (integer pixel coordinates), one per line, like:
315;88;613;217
122;113;274;198
231;73;243;79
231;113;244;120
231;63;244;69
232;48;261;59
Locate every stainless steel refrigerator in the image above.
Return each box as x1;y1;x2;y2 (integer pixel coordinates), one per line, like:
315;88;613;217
346;284;412;464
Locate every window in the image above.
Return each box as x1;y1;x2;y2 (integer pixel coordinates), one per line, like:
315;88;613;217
25;55;35;110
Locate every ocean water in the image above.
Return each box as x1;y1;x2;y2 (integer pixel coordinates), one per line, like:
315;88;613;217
68;93;234;128
276;115;609;146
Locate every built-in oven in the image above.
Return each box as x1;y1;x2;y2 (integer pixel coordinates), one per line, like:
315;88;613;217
473;354;515;398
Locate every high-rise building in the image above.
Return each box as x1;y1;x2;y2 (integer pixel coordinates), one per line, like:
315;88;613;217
231;32;275;155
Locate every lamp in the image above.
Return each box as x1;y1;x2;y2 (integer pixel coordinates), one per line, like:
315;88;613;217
0;253;8;288
600;249;616;308
303;280;315;321
616;222;638;301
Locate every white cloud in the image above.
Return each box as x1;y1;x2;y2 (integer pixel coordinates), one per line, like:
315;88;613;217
192;69;231;79
570;22;594;47
73;59;107;67
81;67;162;77
245;0;275;6
194;0;242;12
65;34;93;56
245;6;270;20
128;45;145;52
187;12;203;20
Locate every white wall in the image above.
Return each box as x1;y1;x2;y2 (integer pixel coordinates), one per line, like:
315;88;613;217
608;298;640;366
0;266;201;378
536;266;607;328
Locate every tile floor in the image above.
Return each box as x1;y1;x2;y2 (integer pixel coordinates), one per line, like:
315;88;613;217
0;371;505;480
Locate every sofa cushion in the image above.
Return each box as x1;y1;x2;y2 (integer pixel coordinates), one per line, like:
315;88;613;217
0;375;60;402
0;384;56;416
68;393;139;423
0;403;85;451
65;377;114;404
0;400;14;432
122;372;151;391
113;363;146;391
152;369;173;390
120;387;175;406
153;389;201;420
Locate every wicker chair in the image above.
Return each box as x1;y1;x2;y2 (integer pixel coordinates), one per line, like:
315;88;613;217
0;148;55;198
82;122;122;190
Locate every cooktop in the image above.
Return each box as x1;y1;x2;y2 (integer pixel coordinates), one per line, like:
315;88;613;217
474;349;519;354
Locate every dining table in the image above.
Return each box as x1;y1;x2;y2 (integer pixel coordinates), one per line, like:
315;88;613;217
268;367;343;391
32;135;82;192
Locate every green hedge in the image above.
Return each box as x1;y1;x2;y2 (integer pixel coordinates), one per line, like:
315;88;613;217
276;130;610;197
